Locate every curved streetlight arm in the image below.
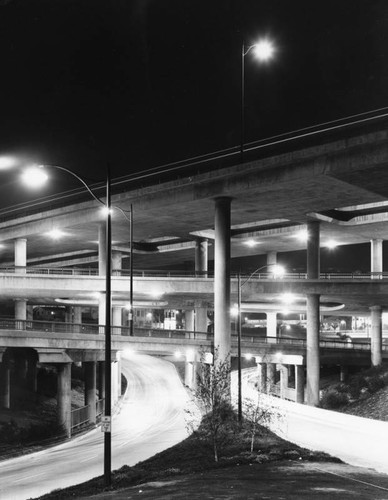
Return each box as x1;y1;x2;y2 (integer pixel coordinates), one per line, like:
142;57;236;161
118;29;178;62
46;164;106;207
240;264;269;288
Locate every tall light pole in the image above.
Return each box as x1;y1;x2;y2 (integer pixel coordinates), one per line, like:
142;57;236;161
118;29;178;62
21;163;113;486
236;263;285;422
241;38;276;161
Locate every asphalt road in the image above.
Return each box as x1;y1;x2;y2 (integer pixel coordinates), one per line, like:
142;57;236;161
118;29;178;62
0;353;191;500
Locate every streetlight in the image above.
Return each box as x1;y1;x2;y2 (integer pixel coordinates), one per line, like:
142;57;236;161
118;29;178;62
241;38;276;160
21;163;113;486
236;263;285;422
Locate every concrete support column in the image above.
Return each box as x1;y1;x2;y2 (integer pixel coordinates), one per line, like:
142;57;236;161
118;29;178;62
295;365;305;403
195;239;208;334
370;305;382;366
14;238;27;274
98;293;106;334
57;363;72;438
84;361;97;424
307;221;320;279
280;365;288;399
195;239;208;276
111;361;119;406
266;251;277;271
214;197;231;365
65;307;72;324
266;312;278;338
267;363;276;394
113;306;122;335
117;354;122;397
257;363;267;393
185;362;194;388
185;310;195;338
0;360;10;409
14;299;27;329
73;306;82;333
98;223;107;276
306;293;320;406
371;239;383;278
98;361;105;400
112;251;122;273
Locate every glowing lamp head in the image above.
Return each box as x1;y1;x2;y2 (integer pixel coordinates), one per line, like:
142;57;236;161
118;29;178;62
21;165;48;188
252;39;275;61
272;264;285;278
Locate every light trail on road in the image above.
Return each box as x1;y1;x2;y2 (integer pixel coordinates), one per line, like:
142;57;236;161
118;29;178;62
0;353;191;500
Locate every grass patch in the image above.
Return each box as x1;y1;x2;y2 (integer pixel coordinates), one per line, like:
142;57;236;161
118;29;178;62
35;417;339;499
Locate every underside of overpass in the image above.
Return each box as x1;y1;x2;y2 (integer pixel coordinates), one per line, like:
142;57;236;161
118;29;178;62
1;121;388;423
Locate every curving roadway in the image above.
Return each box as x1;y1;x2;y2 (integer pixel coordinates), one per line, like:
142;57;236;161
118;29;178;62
0;353;192;500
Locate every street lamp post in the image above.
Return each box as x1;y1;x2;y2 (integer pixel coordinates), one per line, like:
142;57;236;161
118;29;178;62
21;163;113;486
241;39;276;161
236;263;284;422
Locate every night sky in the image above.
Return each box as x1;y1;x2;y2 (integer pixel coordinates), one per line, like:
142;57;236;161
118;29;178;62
0;0;388;203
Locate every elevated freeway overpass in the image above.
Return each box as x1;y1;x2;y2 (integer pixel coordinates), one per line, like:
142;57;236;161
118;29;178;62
2;121;388;432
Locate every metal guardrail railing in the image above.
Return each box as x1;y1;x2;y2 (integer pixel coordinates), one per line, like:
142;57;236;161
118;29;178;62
0;266;388;280
71;404;90;430
0;317;379;352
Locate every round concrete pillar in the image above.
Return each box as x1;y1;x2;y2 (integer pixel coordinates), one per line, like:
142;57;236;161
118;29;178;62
257;363;267;393
214;197;231;365
306;293;320;406
112;251;122;273
98;361;105;400
57;363;72;438
84;361;97;424
0;360;10;409
266;312;278;338
14;299;27;329
267;363;276;394
266;251;277;269
371;239;383;278
98;223;107;276
112;306;122;335
295;365;305;403
195;239;208;276
280;365;288;399
14;238;27;273
185;310;195;336
98;293;106;333
370;305;382;366
307;221;320;279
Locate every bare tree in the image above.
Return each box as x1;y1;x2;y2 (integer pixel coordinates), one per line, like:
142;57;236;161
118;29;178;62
243;395;275;452
186;349;238;462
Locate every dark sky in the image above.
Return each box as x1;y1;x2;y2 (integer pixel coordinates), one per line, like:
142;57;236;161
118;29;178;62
0;0;388;203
